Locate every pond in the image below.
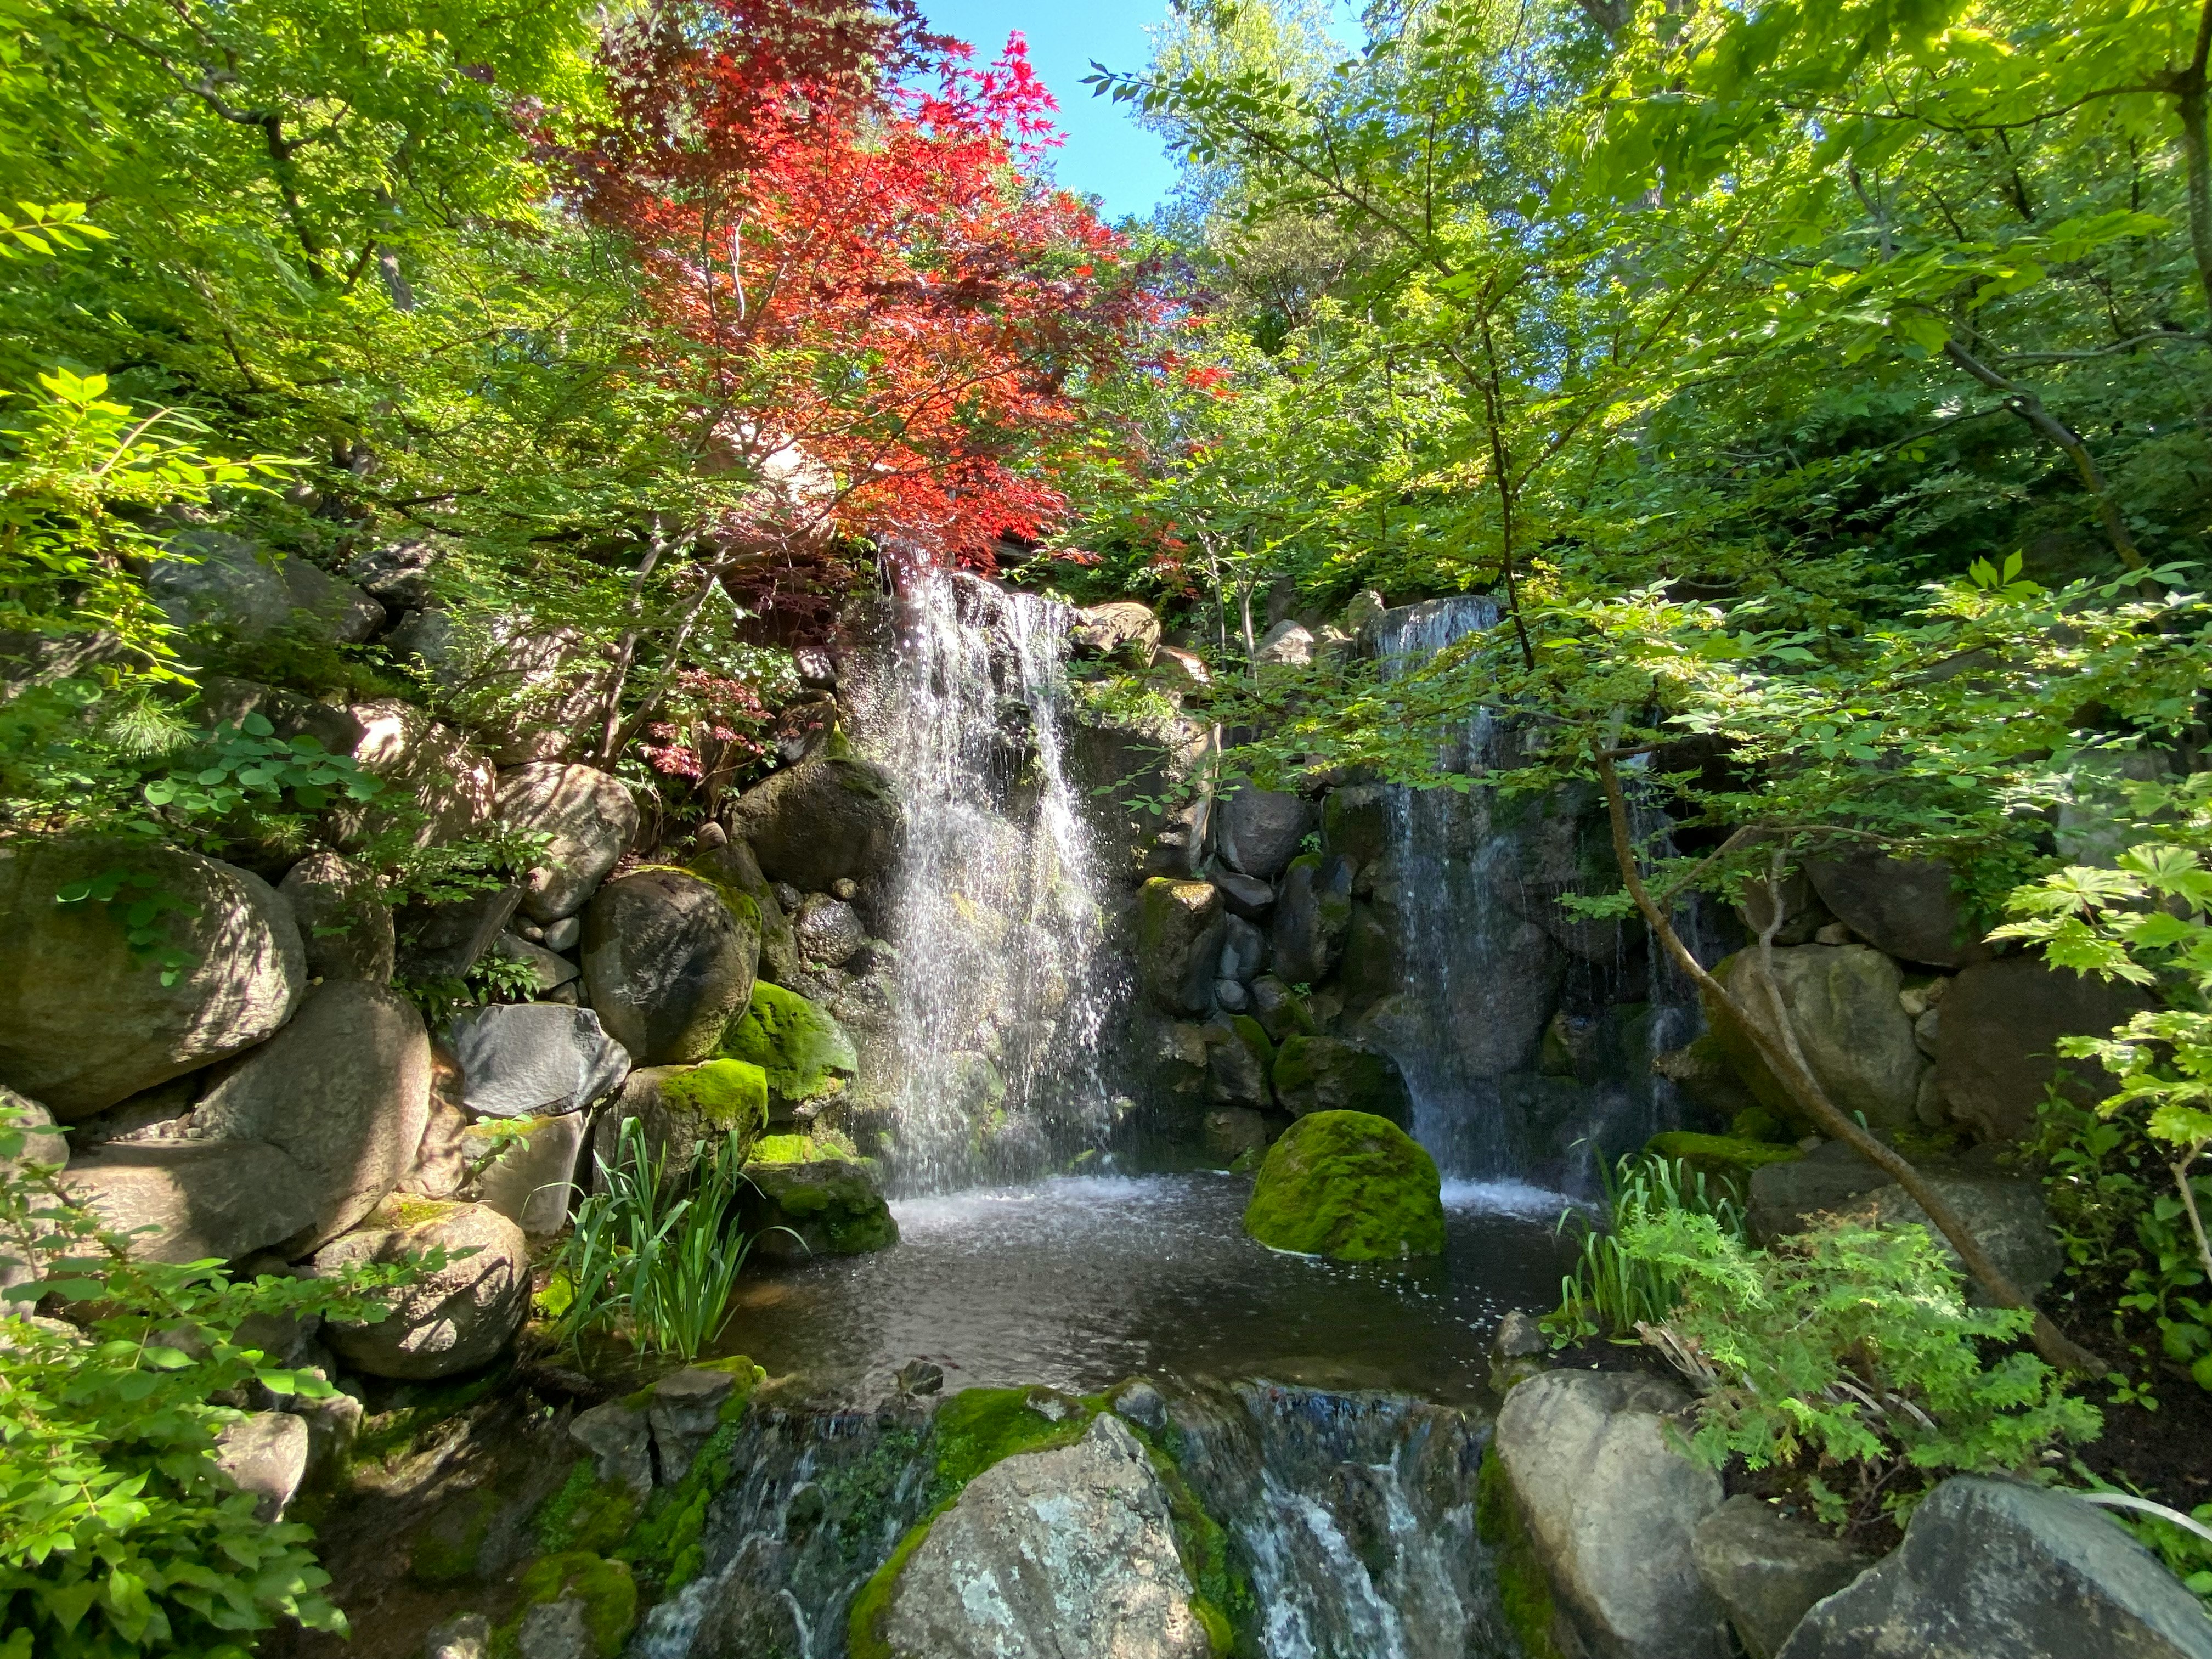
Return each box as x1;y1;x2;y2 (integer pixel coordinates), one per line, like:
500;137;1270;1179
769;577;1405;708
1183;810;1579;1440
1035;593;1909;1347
709;1170;1581;1404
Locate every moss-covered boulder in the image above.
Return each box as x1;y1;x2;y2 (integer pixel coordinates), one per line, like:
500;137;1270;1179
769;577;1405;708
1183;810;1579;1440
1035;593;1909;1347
743;1140;897;1259
1645;1131;1801;1197
498;1551;637;1659
720;982;857;1117
688;838;800;985
1243;1109;1444;1260
592;1058;769;1191
1138;877;1226;1017
1271;1034;1413;1126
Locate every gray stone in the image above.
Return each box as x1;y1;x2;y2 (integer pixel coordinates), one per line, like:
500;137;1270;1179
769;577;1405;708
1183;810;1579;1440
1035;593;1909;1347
1490;1309;1547;1361
688;839;799;986
582;870;759;1066
1210;870;1275;921
1806;851;1990;968
795;894;865;967
729;757;902;892
191;981;433;1249
743;1158;898;1259
396;884;523;980
464;1111;589;1234
425;1612;490;1659
195;676;366;757
1202;1105;1272;1161
449;1003;631;1119
1246;975;1317;1044
495;763;639;924
315;1199;529;1379
1069;600;1160;662
1735;869;1835;948
647;1366;738;1483
1939;954;2156;1143
1254;619;1316;667
1215;786;1314;879
491;931;580;994
1112;1379;1169;1434
278;852;394;984
1694;1495;1874;1659
884;1413;1209;1659
345;538;442;607
0;838;306;1118
517;1599;591;1659
1778;1476;2212;1659
1271;853;1353;984
214;1410;310;1522
1748;1138;2064;1299
1138;878;1225;1017
1494;1369;1728;1659
1214;978;1249;1012
895;1358;946;1396
1218;914;1268;984
334;699;499;850
541;915;582;953
154;531;383;644
1204;1023;1274;1109
1272;1035;1412;1126
62;1141;319;1263
1;1086;66;1171
1709;944;1927;1132
569;1400;652;1499
1322;785;1391;871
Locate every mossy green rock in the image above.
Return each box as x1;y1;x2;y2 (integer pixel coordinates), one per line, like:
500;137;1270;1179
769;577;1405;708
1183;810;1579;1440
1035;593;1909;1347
743;1155;898;1259
1271;1034;1412;1127
1646;1130;1802;1193
720;982;858;1108
500;1551;637;1659
1243;1109;1444;1261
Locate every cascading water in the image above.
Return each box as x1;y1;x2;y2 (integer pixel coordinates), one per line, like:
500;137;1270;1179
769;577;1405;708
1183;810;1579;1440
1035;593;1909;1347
849;569;1122;1194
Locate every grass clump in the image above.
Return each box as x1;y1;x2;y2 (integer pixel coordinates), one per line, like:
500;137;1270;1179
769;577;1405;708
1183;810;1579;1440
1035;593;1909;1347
1543;1149;1746;1345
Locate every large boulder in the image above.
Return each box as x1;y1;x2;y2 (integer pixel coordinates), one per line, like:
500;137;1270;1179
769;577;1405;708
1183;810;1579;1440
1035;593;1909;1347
1270;853;1353;984
1215;785;1314;879
277;852;394;984
335;699;499;850
1203;1018;1276;1109
1243;1109;1444;1260
195;676;366;757
315;1198;529;1379
190;982;432;1250
582;871;759;1066
1805;851;1990;968
61;1141;319;1263
883;1413;1209;1659
1322;785;1392;871
1778;1476;2212;1659
343;537;442;607
465;1111;591;1234
153;531;383;644
0;1086;66;1171
1271;1034;1412;1126
1493;1370;1728;1659
718;983;856;1117
495;764;639;924
728;757;901;892
1693;1495;1874;1659
1069;601;1161;663
1938;955;2156;1143
1707;945;1925;1133
742;1147;896;1259
449;1003;631;1119
214;1412;311;1523
1747;1139;2064;1299
595;1059;768;1187
1137;878;1224;1017
0;838;306;1118
687;840;799;986
395;885;523;980
794;894;865;967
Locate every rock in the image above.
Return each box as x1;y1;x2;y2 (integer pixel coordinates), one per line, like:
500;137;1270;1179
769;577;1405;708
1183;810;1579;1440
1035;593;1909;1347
491;932;581;995
278;853;394;984
62;1141;319;1263
729;757;901;892
0;838;306;1118
1112;1378;1169;1434
1491;1309;1547;1361
1254;619;1316;667
1707;945;1926;1133
542;915;583;953
153;530;383;643
1336;899;1401;1013
1217;913;1268;984
883;1413;1209;1659
1204;1018;1276;1109
1693;1496;1874;1659
1735;868;1835;949
1494;1369;1727;1659
1272;1035;1412;1126
795;894;865;967
646;1365;737;1482
195;675;367;757
1069;600;1161;663
396;885;523;980
1647;1131;1803;1192
1137;878;1225;1017
517;1598;592;1659
494;764;639;924
1203;1105;1273;1162
718;983;857;1115
465;1111;590;1234
1778;1476;2212;1659
1747;1139;2063;1299
1;1087;66;1170
336;699;499;850
1271;853;1353;984
896;1358;946;1396
742;1152;897;1259
1244;1109;1443;1260
449;1003;631;1119
569;1401;652;1500
315;1198;529;1379
425;1612;491;1659
582;871;759;1066
1210;870;1275;922
214;1411;310;1522
1143;794;1214;879
1215;786;1314;879
1938;955;2156;1143
1805;851;1990;968
191;981;432;1249
344;537;442;607
1246;975;1317;1043
1322;784;1392;871
596;1059;768;1184
687;839;799;986
1214;978;1249;1012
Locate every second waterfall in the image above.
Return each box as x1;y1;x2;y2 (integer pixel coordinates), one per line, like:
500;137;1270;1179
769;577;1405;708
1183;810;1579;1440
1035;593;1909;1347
848;569;1125;1194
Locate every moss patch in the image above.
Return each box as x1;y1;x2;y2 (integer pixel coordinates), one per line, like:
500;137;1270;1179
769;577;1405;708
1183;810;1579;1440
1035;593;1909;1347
1243;1109;1444;1260
606;1357;764;1595
535;1460;641;1556
1475;1444;1566;1659
744;1158;898;1255
749;1130;859;1165
498;1552;637;1659
720;982;859;1103
1646;1130;1802;1191
657;1057;769;1134
1271;1036;1411;1124
409;1487;501;1587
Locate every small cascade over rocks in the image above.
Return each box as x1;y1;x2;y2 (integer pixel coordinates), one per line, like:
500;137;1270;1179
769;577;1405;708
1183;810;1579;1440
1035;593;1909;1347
847;569;1124;1194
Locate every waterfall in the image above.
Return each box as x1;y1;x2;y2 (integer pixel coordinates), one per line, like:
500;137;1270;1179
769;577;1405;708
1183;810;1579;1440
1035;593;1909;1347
851;569;1121;1194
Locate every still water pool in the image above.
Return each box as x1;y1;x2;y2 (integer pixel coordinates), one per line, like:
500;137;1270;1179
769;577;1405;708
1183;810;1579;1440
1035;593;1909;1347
710;1171;1580;1404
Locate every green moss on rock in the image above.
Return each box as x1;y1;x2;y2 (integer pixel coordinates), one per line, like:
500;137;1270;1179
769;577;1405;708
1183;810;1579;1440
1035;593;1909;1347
1475;1444;1566;1659
1646;1130;1802;1189
1271;1035;1413;1126
503;1551;637;1659
1243;1109;1444;1261
742;1156;898;1256
535;1460;641;1556
409;1487;500;1587
656;1057;769;1134
719;982;858;1105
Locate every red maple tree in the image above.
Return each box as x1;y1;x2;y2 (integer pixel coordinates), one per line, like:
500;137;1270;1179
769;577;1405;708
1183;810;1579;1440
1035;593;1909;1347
580;0;1156;619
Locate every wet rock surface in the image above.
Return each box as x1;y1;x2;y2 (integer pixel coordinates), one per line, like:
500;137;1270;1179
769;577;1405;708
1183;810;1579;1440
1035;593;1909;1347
582;870;759;1066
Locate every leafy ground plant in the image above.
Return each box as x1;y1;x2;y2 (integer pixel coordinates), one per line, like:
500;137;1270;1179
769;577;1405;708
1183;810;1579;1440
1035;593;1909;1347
0;1108;418;1657
1543;1150;1746;1345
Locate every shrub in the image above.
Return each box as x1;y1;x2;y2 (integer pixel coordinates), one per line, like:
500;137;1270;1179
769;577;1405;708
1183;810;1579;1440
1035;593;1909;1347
1543;1150;1746;1345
